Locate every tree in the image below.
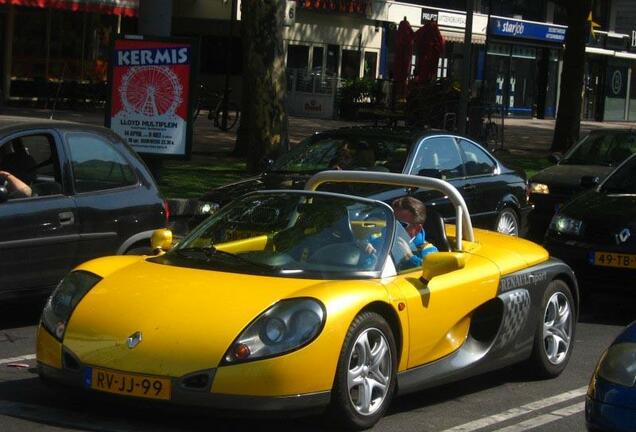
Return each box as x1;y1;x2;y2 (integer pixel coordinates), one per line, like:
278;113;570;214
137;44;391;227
551;0;593;153
234;0;288;172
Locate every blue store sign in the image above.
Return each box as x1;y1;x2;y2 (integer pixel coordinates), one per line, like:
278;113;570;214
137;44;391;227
490;17;566;43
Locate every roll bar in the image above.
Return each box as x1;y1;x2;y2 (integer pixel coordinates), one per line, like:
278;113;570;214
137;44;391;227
305;171;474;250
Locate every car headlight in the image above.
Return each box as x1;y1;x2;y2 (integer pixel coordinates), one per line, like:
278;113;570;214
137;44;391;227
196;201;219;217
530;182;550;194
223;298;325;364
41;271;101;341
597;343;636;387
549;214;583;236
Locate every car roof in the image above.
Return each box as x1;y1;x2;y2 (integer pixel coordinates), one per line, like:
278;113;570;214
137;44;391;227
0;116;112;137
313;126;444;142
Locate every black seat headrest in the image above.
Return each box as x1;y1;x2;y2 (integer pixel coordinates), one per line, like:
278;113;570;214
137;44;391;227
423;208;451;252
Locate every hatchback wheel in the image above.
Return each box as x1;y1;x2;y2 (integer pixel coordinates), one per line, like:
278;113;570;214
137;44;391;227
329;311;396;430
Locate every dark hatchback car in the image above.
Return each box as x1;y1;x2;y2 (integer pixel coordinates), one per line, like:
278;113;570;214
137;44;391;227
201;127;532;236
544;153;636;291
528;129;636;239
0;117;168;300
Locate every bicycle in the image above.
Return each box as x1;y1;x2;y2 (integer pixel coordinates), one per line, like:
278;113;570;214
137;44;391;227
193;83;240;131
482;105;501;150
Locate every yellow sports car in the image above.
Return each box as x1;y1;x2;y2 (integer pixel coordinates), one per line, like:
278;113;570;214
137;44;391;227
37;172;578;430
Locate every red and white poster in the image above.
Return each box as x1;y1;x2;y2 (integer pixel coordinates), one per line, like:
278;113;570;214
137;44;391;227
108;36;194;158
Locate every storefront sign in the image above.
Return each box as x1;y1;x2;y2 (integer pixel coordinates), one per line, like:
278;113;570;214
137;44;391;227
0;0;138;16
106;35;195;159
421;8;438;23
490;17;566;43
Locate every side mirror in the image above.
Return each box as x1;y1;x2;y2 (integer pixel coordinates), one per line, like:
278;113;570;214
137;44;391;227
549;153;562;164
417;168;443;179
151;228;174;252
580;175;600;189
420;252;466;283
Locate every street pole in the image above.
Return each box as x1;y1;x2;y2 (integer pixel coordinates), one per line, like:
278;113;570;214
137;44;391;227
457;0;474;135
138;0;172;181
221;0;237;131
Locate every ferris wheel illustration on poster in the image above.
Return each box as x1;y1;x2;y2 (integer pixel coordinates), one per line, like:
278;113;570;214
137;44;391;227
119;66;182;117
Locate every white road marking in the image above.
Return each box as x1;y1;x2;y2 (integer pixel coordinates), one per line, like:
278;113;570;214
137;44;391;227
494;402;585;432
441;387;588;432
0;354;36;366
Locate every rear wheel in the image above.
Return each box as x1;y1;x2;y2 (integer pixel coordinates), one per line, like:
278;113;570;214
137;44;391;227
329;311;396;430
495;207;519;236
527;279;576;378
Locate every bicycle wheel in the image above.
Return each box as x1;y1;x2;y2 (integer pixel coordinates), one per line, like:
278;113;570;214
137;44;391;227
215;102;240;131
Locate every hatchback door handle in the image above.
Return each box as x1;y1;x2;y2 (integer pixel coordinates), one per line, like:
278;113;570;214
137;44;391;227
463;184;476;192
59;211;75;226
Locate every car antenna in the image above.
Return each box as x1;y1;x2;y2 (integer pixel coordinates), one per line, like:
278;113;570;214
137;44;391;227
49;63;68;120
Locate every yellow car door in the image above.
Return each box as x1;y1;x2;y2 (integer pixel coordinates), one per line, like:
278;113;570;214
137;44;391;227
392;252;500;368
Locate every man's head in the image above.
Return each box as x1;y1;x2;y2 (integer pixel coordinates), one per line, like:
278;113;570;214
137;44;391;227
392;196;427;225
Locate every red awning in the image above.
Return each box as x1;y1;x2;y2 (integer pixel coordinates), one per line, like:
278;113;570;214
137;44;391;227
0;0;138;17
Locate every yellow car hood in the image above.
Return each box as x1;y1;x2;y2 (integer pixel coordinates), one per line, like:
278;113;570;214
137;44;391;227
471;228;549;275
64;259;331;377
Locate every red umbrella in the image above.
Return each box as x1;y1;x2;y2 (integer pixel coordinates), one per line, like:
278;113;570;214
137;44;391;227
413;21;445;84
392;18;414;83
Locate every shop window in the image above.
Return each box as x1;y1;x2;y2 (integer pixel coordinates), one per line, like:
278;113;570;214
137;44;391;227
287;45;310;71
326;45;340;76
363;51;377;79
437;57;448;78
312;46;324;75
341;49;361;79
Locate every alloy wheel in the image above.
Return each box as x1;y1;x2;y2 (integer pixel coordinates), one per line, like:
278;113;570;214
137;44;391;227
542;291;573;365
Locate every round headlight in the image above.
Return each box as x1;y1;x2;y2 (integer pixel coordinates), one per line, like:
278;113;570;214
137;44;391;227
290;309;322;344
261;317;287;345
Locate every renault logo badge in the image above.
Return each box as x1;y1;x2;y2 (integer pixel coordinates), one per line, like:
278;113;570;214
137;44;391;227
127;331;143;349
616;228;631;245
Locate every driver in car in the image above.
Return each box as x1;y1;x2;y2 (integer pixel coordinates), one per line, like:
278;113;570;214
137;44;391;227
391;196;438;267
0;170;32;199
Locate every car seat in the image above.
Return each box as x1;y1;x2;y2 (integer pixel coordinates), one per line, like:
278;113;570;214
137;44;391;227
422;208;451;252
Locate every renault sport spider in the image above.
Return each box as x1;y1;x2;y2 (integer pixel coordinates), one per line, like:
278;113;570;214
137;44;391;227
37;171;578;430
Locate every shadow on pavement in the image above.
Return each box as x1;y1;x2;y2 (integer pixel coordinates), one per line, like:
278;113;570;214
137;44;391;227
0;299;46;331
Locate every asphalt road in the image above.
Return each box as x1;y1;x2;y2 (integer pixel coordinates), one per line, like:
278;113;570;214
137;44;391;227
0;290;633;432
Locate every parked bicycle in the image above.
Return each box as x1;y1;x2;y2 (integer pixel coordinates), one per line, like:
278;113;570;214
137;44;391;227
482;104;501;150
193;83;240;131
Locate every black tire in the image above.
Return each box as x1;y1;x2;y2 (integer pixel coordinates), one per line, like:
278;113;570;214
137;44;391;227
215;102;240;131
329;311;397;430
527;279;576;378
495;207;520;236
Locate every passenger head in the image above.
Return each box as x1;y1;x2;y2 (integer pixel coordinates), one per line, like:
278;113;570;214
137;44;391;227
392;196;427;226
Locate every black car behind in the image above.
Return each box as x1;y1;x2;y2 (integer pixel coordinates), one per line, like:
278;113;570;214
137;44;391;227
0;117;168;300
201;127;532;236
545;153;636;291
529;129;636;239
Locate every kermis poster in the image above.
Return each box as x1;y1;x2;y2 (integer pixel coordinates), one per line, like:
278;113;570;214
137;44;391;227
109;37;193;158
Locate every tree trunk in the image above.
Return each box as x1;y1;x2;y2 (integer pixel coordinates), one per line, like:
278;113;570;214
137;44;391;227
234;0;288;172
551;0;592;153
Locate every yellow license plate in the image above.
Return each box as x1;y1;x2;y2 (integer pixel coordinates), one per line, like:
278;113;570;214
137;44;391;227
88;367;171;400
592;252;636;269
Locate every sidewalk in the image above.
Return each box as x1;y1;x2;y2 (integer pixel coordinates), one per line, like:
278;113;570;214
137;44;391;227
1;106;634;161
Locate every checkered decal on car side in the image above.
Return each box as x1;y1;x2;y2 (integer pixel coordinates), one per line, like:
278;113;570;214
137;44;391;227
494;289;531;351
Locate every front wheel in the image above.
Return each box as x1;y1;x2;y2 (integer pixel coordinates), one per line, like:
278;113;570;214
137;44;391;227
329;311;397;430
527;279;576;378
495;207;519;236
215;102;240;131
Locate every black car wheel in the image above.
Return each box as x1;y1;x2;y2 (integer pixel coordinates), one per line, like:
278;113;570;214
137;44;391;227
330;311;397;430
495;207;519;236
528;279;576;378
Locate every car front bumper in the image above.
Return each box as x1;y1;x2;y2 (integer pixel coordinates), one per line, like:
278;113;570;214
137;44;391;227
586;396;636;432
544;239;635;290
37;362;330;412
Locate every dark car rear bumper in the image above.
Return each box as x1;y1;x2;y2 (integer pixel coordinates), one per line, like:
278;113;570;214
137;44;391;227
586;396;636;432
38;363;330;413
